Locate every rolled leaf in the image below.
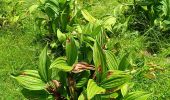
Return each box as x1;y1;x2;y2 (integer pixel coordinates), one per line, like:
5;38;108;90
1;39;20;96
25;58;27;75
66;37;78;66
39;45;51;82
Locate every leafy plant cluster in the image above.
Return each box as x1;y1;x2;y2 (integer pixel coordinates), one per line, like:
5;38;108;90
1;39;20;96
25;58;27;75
11;0;157;99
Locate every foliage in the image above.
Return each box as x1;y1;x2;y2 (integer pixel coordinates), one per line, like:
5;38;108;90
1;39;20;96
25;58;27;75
1;0;169;99
11;3;151;99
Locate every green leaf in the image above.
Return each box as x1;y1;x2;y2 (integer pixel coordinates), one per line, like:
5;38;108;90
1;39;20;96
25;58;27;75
87;79;106;99
57;29;66;43
11;70;46;90
19;70;41;79
78;90;87;100
100;70;131;89
118;53;130;71
81;9;97;23
50;57;72;72
76;71;90;88
66;37;78;66
102;16;116;31
121;83;129;97
29;5;39;13
125;91;151;100
101;93;118;99
39;45;51;82
105;50;118;70
96;30;107;47
93;40;107;81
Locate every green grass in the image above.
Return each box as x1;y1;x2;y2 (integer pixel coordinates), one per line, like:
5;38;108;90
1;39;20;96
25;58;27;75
0;28;42;99
132;56;170;100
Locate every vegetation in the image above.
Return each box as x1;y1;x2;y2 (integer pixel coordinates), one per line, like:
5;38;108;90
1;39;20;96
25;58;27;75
0;0;170;100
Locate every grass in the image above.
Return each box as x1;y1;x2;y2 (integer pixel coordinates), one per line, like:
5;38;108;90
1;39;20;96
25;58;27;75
132;56;170;100
0;27;42;99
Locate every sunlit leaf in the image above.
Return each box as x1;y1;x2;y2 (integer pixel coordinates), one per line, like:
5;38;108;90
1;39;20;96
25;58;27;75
87;79;106;99
100;70;131;89
105;50;118;70
11;70;46;90
57;29;66;43
81;9;97;23
50;57;72;72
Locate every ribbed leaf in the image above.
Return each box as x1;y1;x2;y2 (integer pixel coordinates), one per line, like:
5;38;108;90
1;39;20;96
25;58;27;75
11;70;46;90
20;70;41;79
118;53;130;71
81;9;97;23
78;90;87;100
125;91;151;100
102;16;116;31
121;83;129;97
105;50;118;70
93;40;107;82
50;57;72;72
87;79;106;99
92;93;118;100
76;71;90;88
66;37;78;66
100;70;131;89
45;3;59;14
96;30;107;47
39;45;51;82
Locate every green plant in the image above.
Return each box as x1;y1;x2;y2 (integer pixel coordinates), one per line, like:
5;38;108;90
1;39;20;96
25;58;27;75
12;41;150;99
11;1;152;99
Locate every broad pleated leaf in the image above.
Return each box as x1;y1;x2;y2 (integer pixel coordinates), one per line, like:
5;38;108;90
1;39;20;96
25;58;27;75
11;70;46;90
92;92;118;100
76;71;90;88
125;91;151;100
20;70;41;79
105;50;118;70
100;70;131;89
96;30;107;47
118;53;130;71
93;40;107;81
87;79;106;99
50;57;72;72
39;45;51;82
66;37;78;66
81;9;97;23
